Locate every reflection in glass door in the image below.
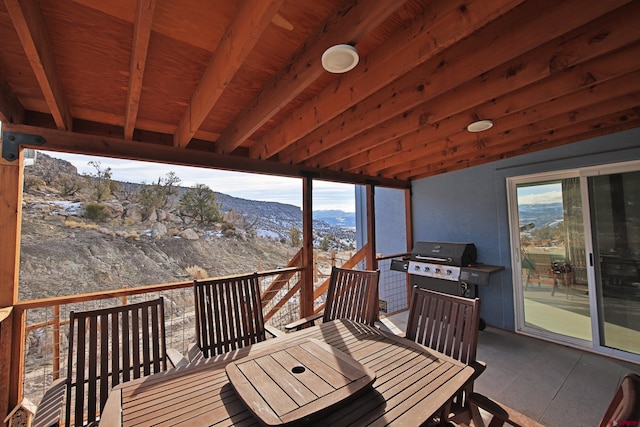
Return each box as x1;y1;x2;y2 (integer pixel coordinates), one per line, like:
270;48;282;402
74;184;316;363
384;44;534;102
515;178;592;343
589;170;640;354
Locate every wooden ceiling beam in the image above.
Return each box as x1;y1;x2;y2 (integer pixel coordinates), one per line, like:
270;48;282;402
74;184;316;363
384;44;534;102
250;0;525;161
124;0;157;140
215;0;406;156
172;0;284;149
388;94;638;177
37;103;221;143
410;112;640;180
4;0;72;131
2;123;408;189
353;78;635;177
278;0;631;166
0;72;24;124
390;95;640;180
354;67;640;176
343;36;640;176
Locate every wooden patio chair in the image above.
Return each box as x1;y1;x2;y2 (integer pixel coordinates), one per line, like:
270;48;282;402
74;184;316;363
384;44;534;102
33;297;186;427
284;266;380;331
597;373;640;427
190;272;281;362
448;372;640;426
405;287;484;418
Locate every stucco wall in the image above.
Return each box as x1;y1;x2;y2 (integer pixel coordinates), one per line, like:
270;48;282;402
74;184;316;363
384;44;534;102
410;127;640;330
355;186;408;255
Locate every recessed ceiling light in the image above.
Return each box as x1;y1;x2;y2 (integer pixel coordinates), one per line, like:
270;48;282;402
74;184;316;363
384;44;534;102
321;44;359;73
467;119;494;132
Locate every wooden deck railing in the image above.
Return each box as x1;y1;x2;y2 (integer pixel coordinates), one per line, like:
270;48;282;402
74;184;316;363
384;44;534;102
13;247;375;407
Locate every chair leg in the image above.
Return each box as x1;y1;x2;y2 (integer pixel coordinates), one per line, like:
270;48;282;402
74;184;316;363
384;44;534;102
438;400;453;426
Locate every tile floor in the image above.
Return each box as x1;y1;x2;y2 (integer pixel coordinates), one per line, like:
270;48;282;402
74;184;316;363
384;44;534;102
378;310;640;426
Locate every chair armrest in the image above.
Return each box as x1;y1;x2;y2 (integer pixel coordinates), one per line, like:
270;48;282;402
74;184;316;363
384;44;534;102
469;360;487;382
187;342;204;364
284;312;323;332
265;324;284;338
167;348;190;369
33;377;66;427
468;392;544;427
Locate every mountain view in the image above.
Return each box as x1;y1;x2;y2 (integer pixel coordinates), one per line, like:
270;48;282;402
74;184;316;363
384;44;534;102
19;153;356;301
518;202;564;230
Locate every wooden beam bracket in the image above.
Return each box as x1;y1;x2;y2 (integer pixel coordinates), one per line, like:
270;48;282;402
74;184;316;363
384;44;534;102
1;131;45;162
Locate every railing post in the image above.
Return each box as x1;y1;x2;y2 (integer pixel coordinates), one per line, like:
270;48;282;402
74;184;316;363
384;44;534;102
0;307;14;427
53;305;60;380
9;307;26;419
121;286;129;305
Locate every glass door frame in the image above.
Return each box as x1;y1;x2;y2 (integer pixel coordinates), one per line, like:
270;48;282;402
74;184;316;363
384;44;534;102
507;169;592;349
507;160;640;363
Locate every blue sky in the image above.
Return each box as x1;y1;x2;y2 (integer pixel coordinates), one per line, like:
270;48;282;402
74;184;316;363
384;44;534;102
41;151;356;212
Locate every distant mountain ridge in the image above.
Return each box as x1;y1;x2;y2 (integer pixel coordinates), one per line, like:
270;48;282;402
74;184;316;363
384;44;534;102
518;202;563;229
313;209;356;228
214;193;355;245
34;152;356;245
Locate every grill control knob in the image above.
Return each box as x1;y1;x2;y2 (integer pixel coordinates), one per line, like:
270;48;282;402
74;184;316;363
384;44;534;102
414;265;420;271
424;266;430;272
446;269;452;275
435;268;441;273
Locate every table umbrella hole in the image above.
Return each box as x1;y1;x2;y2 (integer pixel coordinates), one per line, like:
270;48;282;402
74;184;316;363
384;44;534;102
291;366;306;374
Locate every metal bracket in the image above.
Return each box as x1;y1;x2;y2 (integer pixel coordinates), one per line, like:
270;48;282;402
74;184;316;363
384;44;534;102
1;131;46;161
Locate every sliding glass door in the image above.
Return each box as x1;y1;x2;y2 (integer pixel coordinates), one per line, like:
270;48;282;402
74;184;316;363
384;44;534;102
587;166;640;355
508;161;640;361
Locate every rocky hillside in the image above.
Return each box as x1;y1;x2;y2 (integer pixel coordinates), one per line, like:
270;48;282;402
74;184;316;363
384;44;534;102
19;153;356;301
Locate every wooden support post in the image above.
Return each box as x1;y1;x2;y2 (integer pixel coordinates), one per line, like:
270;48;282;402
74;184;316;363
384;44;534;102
0;150;24;424
301;176;314;319
365;184;378;322
0;154;21;308
404;188;414;308
365;184;377;271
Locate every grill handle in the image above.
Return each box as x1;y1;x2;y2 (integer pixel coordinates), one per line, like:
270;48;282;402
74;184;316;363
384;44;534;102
414;255;453;263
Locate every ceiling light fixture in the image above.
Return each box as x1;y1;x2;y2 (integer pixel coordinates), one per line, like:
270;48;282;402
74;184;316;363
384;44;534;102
467;119;494;132
321;44;359;73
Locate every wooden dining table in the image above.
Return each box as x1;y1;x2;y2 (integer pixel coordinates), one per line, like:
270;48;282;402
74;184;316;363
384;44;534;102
99;319;476;426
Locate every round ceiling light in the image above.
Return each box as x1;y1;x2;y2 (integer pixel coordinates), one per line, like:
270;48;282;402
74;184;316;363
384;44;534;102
467;119;494;132
321;44;359;73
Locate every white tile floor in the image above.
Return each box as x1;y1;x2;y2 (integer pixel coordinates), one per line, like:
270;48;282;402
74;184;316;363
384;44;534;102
378;310;640;426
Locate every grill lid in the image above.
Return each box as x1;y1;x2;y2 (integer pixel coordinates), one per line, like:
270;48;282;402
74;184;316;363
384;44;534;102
411;241;477;267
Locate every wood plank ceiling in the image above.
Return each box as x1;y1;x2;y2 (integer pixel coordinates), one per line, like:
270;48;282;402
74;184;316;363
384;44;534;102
1;0;639;188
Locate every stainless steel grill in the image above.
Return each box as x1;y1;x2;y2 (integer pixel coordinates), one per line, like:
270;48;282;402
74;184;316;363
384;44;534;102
407;241;477;297
390;241;504;330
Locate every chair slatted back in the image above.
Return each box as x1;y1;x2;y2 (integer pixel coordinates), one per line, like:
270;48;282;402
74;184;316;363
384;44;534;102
194;273;266;358
65;298;168;427
406;287;481;414
323;267;380;325
406;287;480;365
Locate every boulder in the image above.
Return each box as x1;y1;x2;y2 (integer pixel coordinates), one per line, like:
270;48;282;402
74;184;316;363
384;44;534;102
156;209;167;222
151;222;168;239
103;202;124;219
123;204;143;222
180;228;199;240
